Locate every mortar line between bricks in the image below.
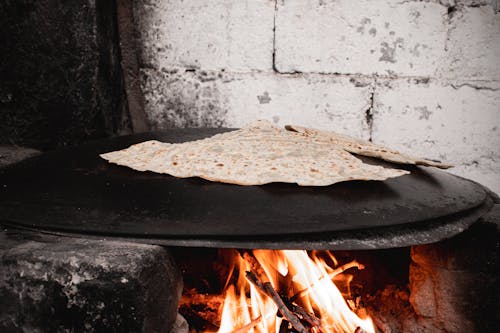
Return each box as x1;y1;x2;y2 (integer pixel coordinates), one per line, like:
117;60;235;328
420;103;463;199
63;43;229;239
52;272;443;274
270;72;500;84
161;67;500;85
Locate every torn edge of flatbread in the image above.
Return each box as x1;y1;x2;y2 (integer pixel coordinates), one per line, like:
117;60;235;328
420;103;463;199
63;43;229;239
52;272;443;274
285;124;452;169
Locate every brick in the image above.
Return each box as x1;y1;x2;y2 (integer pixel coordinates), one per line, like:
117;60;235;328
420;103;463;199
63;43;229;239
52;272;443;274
0;230;182;332
141;69;374;139
409;263;437;318
134;0;274;71
275;0;447;76
373;78;500;194
409;206;500;332
439;6;500;80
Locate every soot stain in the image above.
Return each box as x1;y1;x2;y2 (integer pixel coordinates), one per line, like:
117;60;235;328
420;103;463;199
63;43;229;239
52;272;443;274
356;17;372;34
379;38;404;63
257;91;272;104
349;78;370;88
145;70;229;129
415;106;432;120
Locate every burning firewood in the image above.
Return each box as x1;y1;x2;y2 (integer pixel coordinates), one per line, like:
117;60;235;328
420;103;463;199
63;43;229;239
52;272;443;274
230;315;262;333
291;260;365;302
287;302;323;333
240;250;326;333
178;289;222;331
354;327;369;333
202;250;375;333
245;270;308;333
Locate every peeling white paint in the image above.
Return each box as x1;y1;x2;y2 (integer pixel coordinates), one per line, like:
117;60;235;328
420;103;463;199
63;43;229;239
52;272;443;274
134;0;500;194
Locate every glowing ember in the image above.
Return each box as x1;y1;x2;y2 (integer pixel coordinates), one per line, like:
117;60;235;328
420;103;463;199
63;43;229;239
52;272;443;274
216;250;374;333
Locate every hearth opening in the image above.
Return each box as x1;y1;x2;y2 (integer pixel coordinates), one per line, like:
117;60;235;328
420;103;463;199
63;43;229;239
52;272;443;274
172;247;411;333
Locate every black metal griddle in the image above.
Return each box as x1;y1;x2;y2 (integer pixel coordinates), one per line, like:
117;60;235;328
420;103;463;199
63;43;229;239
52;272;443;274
0;129;493;250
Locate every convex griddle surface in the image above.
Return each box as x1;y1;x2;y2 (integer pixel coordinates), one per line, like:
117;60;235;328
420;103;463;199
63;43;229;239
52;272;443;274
0;129;492;250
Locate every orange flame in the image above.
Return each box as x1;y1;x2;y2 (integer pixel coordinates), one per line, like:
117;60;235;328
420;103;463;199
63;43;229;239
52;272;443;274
216;250;374;333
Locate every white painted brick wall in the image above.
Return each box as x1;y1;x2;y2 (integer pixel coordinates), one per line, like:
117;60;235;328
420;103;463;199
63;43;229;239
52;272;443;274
275;0;448;76
142;69;373;139
134;0;274;71
439;6;500;80
373;79;500;192
134;0;500;194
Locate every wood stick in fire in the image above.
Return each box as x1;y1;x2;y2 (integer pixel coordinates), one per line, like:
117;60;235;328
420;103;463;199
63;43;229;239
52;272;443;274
245;271;308;333
230;315;262;333
291;260;365;302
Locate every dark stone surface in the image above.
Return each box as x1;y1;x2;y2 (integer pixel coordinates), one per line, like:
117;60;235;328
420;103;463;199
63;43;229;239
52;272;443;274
1;146;182;332
409;204;500;333
0;228;182;333
0;0;130;150
115;0;149;133
0;145;40;167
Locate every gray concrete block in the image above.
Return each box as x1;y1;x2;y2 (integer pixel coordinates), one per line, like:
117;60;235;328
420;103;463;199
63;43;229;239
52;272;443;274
134;0;275;71
140;69;373;139
409;204;500;332
439;5;500;80
275;0;448;76
373;78;500;194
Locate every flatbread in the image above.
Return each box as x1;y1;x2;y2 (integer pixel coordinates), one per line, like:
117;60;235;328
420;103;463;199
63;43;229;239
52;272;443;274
100;120;409;186
285;124;452;169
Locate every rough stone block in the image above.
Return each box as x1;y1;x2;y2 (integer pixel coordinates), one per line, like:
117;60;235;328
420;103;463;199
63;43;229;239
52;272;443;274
141;69;373;139
0;146;40;168
134;0;274;71
412;205;500;270
275;0;447;76
439;5;500;80
409;263;480;332
373;78;500;194
409;204;500;332
0;0;128;150
0;230;182;332
410;205;500;333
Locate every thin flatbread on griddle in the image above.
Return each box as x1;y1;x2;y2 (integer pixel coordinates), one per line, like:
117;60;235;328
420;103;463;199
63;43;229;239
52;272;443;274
285;124;452;169
100;120;409;186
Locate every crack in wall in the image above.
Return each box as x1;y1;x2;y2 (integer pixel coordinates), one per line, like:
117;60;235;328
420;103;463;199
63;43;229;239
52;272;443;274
365;94;374;142
272;0;278;73
449;83;500;91
444;3;461;52
396;0;498;11
365;78;377;142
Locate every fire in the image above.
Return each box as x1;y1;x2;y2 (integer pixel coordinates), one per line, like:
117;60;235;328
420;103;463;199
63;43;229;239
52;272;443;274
216;250;374;333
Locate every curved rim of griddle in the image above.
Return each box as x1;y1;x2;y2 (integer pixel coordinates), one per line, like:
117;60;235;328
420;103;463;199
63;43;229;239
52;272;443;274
1;195;493;250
